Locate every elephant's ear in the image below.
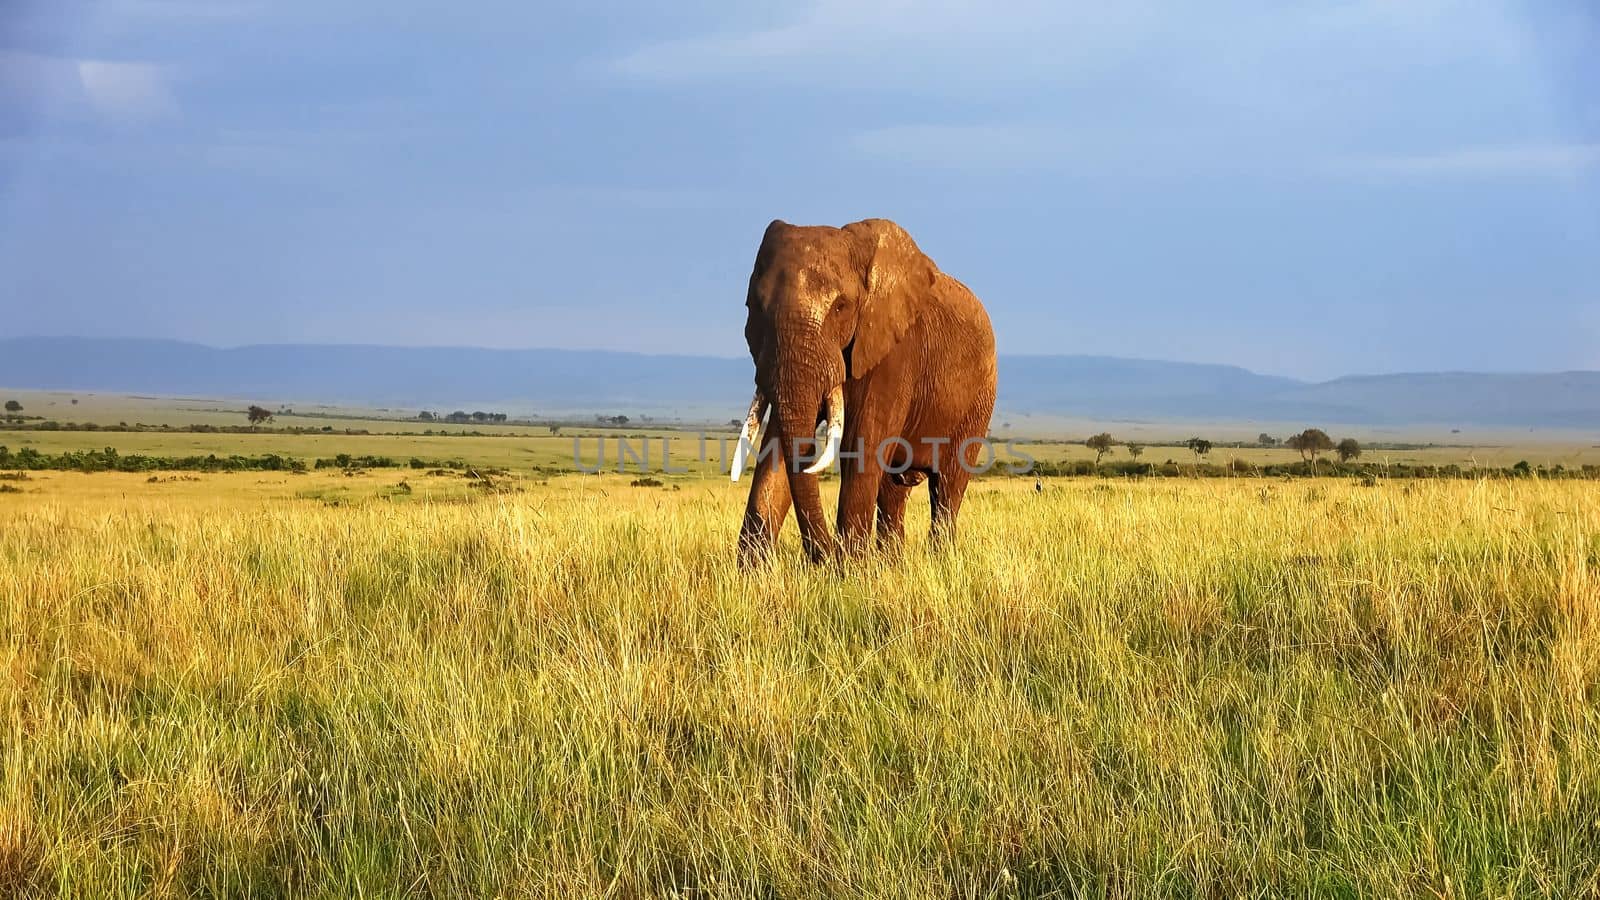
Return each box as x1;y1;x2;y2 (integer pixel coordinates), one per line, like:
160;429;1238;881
847;218;930;378
745;219;790;360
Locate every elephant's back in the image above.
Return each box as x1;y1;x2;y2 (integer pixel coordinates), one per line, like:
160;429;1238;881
917;273;997;429
932;271;997;379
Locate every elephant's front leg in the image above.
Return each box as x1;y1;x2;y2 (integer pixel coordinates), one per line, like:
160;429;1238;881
737;430;792;566
838;383;912;557
837;433;889;556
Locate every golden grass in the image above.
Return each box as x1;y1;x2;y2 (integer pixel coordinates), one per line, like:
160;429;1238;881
3;474;1600;897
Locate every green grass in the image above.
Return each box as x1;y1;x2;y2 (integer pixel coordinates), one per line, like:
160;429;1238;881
0;428;736;474
10;426;1600;480
4;474;1600;897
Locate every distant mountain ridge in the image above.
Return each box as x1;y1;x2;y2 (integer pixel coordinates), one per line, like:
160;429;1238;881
2;337;1598;428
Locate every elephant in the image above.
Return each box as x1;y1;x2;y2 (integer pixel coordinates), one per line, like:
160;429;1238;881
730;217;998;563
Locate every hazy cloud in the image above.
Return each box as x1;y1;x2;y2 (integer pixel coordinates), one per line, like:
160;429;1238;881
101;0;264;19
847;121;1303;176
610;0;1527;86
849;124;1069;169
0;51;83;112
0;51;177;124
1335;144;1600;178
610;1;1158;81
77;60;178;122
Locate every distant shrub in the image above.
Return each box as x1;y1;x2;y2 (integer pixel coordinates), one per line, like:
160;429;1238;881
1013;455;1589;483
0;445;306;473
315;454;398;469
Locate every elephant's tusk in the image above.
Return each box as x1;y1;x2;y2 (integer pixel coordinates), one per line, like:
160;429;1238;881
802;384;845;475
730;390;767;482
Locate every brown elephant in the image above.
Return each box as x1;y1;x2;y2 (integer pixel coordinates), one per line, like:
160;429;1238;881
731;218;997;563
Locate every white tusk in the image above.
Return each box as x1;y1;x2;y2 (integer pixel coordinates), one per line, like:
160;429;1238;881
802;384;845;475
729;390;767;482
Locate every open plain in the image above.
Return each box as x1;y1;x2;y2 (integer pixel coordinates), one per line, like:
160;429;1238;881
4;459;1598;897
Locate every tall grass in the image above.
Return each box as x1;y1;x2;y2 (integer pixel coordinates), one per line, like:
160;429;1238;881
3;476;1599;897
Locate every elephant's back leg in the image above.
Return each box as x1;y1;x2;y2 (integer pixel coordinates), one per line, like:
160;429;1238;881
928;404;993;547
928;467;972;547
875;476;913;553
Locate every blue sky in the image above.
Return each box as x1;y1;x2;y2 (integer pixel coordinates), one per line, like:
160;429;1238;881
1;1;1597;380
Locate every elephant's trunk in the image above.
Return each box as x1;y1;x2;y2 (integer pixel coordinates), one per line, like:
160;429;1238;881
774;358;840;563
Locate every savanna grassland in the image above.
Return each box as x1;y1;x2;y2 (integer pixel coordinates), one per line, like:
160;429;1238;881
4;468;1600;898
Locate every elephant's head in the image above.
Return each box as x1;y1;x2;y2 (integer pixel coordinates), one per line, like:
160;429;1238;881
731;217;932;561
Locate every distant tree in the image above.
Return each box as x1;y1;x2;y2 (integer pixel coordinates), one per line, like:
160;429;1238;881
1126;443;1145;461
1336;437;1362;463
4;400;21;413
417;411;435;421
609;415;630;426
1185;437;1213;462
70;398;79;405
728;418;742;429
1257;433;1277;447
246;405;273;427
548;424;561;435
1286;428;1335;467
446;411;471;424
1085;432;1116;465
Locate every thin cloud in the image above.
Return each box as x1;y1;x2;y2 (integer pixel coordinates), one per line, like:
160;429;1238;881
103;0;263;20
609;1;1157;81
0;51;177;124
1335;144;1600;178
849;124;1069;169
0;51;83;111
77;60;179;122
610;21;835;79
609;0;1516;84
847;121;1294;177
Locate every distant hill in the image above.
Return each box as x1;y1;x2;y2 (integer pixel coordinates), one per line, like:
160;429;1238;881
2;337;1598;428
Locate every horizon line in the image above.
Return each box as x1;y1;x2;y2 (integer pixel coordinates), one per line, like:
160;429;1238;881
4;334;1598;383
